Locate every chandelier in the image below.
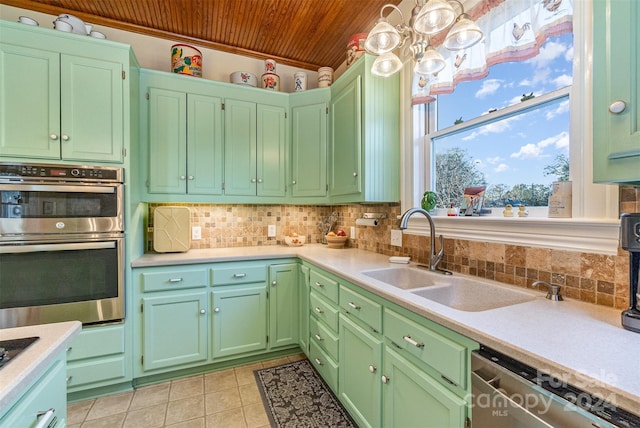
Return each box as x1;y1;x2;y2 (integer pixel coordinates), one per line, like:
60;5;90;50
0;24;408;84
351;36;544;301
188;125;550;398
364;0;483;77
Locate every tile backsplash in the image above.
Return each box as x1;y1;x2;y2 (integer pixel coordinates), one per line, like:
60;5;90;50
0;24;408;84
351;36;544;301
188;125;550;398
148;185;640;310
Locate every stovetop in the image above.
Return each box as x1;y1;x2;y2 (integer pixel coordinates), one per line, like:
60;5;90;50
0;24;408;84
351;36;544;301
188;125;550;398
0;336;39;369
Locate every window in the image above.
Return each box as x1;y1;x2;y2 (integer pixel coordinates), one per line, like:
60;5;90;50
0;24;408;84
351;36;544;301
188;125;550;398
401;0;620;254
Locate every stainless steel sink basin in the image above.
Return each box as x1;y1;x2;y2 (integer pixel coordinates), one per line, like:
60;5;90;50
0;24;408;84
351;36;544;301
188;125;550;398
360;267;450;290
410;279;536;312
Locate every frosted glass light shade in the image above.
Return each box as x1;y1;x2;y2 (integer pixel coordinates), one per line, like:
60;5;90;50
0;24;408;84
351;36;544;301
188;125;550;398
371;52;404;77
364;19;402;54
413;0;456;35
414;46;446;75
443;14;483;50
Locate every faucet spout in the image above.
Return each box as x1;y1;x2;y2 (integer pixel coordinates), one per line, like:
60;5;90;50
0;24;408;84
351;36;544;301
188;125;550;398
398;207;448;274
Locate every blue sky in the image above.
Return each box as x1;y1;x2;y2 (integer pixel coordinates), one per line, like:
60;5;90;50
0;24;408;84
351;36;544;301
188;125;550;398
434;33;573;187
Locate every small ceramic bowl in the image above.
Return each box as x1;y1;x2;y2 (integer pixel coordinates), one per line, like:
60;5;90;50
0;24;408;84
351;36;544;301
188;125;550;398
18;16;38;26
53;19;73;32
90;30;106;39
284;235;306;247
230;71;258;87
325;235;348;249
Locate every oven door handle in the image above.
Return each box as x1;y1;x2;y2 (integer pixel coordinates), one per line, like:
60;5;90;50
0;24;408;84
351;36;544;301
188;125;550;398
0;183;116;193
0;241;116;253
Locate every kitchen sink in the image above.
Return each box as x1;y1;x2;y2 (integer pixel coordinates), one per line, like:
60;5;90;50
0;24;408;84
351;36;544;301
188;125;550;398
410;279;536;312
360;266;450;290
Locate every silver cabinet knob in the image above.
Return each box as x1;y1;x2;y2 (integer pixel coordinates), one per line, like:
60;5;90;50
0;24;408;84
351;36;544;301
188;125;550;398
180;175;186;180
314;307;324;314
251;178;257;183
381;375;390;384
368;365;377;373
314;333;322;341
61;134;69;141
609;100;627;114
314;358;323;366
348;302;361;310
292;180;297;185
66;376;73;383
188;175;194;180
352;172;358;177
214;307;220;313
257;178;263;183
199;309;206;314
50;134;58;140
271;280;277;286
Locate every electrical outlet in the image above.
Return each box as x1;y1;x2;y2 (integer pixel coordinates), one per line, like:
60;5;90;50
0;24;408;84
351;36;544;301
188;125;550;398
391;229;402;246
267;224;276;237
350;226;356;239
192;226;202;240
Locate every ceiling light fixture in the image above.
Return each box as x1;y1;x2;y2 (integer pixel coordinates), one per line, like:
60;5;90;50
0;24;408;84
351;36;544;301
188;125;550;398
364;0;483;77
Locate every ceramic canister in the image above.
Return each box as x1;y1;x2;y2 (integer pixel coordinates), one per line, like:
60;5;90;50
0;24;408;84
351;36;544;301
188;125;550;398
265;59;277;73
294;72;307;91
171;44;203;77
261;72;280;91
318;67;334;87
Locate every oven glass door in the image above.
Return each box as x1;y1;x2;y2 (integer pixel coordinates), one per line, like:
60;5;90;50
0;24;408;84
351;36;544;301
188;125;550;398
0;238;124;327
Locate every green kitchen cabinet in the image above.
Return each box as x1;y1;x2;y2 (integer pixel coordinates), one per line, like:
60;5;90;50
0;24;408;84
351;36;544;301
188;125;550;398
147;87;223;194
211;283;268;358
329;54;400;203
269;263;299;348
339;314;383;428
224;98;287;197
298;264;311;353
290;89;330;200
382;347;467;428
141;291;209;371
592;0;640;184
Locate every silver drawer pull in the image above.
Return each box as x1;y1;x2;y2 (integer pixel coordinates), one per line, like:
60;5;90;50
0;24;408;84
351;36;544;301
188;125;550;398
348;302;361;310
314;281;324;287
368;365;377;373
314;334;323;341
403;335;425;348
233;273;247;278
66;376;72;383
168;278;183;283
314;357;323;366
381;375;390;384
314;307;324;314
66;346;72;352
35;409;56;428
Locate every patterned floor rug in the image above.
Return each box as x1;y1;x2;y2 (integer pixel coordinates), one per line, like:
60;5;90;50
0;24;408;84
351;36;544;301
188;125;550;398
254;359;357;428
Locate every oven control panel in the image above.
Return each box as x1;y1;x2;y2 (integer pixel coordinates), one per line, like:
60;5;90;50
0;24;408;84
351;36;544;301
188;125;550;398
0;162;122;183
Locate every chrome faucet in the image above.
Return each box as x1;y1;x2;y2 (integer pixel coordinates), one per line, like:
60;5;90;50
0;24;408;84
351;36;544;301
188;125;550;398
398;207;450;274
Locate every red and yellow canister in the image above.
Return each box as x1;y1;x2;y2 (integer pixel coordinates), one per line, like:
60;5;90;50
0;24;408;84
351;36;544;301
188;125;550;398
171;44;202;77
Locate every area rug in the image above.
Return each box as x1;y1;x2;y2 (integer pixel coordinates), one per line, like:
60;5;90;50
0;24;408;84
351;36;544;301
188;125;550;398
254;359;357;428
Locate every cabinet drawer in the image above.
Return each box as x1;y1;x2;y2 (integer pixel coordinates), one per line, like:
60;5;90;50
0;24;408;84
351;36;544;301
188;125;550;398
141;268;208;292
211;265;266;285
309;269;339;303
339;285;382;333
310;291;339;332
67;355;127;388
67;324;125;361
309;315;339;361
384;309;466;388
309;340;338;393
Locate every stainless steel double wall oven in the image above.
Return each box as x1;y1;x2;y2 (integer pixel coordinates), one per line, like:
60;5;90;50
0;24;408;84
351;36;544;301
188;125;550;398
0;162;125;328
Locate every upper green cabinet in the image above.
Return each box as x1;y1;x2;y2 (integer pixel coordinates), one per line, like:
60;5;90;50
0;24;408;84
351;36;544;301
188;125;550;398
224;99;287;197
147;87;223;195
330;54;400;203
592;0;640;184
0;21;133;164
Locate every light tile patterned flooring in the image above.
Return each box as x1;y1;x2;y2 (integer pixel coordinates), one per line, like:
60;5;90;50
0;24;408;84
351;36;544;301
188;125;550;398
67;353;306;428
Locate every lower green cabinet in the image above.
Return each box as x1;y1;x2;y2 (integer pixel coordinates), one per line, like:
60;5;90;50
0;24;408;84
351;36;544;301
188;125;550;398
212;284;267;358
383;347;467;428
269;263;299;348
142;291;209;371
339;314;383;428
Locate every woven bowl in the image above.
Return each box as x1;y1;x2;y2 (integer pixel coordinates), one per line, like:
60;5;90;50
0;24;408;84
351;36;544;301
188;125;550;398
325;235;348;249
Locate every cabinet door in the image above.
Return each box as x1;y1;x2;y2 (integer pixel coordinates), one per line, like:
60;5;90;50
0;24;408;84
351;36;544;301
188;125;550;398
224;98;257;195
269;263;299;348
299;264;310;353
0;44;61;159
593;0;640;183
187;94;224;195
61;54;123;162
212;284;267;357
330;75;362;196
148;87;187;193
291;102;328;197
339;314;382;428
383;347;467;428
142;292;208;371
257;104;287;197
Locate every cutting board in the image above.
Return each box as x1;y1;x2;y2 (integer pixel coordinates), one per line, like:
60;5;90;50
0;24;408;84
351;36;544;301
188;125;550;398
153;206;191;253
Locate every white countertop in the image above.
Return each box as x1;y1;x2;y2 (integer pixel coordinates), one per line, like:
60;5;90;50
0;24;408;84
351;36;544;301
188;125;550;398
132;245;640;414
0;321;81;412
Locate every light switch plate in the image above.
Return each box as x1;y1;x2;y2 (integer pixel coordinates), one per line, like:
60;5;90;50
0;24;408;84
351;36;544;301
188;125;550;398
350;226;356;239
267;224;276;237
391;229;402;246
192;226;202;240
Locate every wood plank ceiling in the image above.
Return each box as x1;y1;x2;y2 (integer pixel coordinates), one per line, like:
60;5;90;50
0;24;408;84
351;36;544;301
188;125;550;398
2;0;402;70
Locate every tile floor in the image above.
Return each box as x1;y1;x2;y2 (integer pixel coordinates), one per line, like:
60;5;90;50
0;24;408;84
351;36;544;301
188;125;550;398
67;353;306;428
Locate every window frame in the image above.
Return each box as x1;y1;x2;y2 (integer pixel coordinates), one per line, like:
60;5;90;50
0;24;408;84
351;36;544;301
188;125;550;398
398;0;620;255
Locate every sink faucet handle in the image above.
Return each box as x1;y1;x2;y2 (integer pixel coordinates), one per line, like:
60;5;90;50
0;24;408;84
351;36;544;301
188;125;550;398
532;280;563;301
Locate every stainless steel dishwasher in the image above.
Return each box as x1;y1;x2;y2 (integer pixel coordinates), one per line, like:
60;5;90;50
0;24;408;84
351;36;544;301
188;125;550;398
471;346;640;428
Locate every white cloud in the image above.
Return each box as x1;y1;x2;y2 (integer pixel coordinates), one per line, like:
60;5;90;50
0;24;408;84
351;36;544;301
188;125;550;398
511;143;543;159
510;131;570;159
494;163;510;173
526;41;568;68
545;100;570;120
552;74;573;88
564;45;574;62
475;79;502;98
486;156;503;164
461;116;521;140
